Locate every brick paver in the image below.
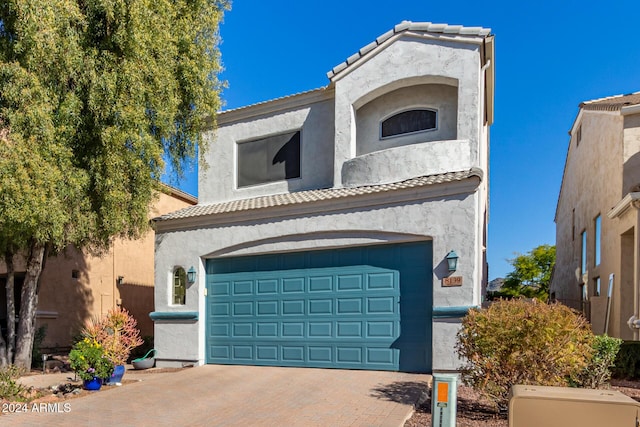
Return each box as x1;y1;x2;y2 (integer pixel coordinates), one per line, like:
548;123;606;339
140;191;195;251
3;365;431;427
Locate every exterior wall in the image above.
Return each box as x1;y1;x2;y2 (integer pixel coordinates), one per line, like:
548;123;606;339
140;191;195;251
552;109;640;339
0;190;195;348
333;36;483;187
154;184;482;370
355;84;458;155
199;97;335;204
154;28;491;371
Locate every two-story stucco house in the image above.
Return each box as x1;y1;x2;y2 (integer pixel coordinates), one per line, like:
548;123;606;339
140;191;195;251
152;21;495;372
552;92;640;340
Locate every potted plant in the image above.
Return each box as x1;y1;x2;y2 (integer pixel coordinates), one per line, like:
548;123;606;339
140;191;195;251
69;338;114;390
82;307;143;385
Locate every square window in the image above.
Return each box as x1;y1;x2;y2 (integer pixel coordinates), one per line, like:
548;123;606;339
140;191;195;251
237;131;301;187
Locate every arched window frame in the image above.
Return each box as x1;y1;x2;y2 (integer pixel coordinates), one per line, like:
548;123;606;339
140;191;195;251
379;108;438;139
172;267;187;305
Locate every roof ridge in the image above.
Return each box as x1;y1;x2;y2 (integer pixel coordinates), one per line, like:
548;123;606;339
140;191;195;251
327;21;492;80
582;91;640;104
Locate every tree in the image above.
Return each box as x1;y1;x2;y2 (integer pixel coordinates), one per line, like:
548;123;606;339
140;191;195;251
0;0;229;369
489;244;556;301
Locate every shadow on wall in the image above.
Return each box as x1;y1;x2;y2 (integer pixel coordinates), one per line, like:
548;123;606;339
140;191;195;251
623;150;640;194
38;249;94;349
117;282;154;338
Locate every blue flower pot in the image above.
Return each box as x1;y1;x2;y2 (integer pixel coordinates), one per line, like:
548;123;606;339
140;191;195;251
83;377;102;391
106;364;126;384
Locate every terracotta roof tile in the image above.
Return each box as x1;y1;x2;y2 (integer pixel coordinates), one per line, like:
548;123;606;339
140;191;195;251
581;92;640;111
155;169;482;222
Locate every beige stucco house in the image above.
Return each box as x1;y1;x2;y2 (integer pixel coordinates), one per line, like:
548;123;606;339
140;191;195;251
551;92;640;339
0;186;196;349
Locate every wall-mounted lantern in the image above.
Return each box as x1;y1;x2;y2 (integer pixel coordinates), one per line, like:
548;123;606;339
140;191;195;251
187;266;197;285
446;250;459;272
117;276;124;285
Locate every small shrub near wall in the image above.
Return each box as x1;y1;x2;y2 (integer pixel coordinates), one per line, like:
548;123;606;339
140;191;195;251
613;341;640;379
456;299;595;410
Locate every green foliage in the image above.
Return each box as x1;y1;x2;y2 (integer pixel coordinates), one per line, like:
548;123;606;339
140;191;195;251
0;0;229;253
612;341;640;379
30;325;47;369
455;299;594;410
69;338;114;380
573;335;622;388
82;307;143;365
0;0;229;368
489;244;556;301
0;365;32;402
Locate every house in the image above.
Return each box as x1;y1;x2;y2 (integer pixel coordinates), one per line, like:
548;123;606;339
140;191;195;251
0;186;196;349
152;21;495;372
551;92;640;339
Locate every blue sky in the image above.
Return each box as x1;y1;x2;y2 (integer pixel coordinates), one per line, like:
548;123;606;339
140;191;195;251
167;0;640;280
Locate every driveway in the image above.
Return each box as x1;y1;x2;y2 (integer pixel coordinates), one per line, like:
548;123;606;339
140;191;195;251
5;365;431;427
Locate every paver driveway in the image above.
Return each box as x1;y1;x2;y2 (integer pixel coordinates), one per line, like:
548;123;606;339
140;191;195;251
4;365;431;427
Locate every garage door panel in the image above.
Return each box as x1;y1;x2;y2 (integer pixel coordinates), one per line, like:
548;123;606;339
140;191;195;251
206;242;432;372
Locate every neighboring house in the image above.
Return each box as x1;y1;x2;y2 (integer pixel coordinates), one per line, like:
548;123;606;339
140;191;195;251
551;92;640;340
0;186;196;349
153;21;495;372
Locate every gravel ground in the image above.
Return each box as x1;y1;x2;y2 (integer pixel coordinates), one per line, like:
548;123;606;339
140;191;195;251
404;379;640;427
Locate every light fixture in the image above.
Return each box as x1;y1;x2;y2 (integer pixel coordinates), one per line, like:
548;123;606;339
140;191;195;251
446;250;459;272
117;276;124;285
187;266;197;284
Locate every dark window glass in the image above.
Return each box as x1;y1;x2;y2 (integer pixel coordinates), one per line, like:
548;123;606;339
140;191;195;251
237;131;301;187
381;109;437;138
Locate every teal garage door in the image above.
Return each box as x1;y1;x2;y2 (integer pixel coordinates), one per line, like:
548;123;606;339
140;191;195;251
205;241;432;372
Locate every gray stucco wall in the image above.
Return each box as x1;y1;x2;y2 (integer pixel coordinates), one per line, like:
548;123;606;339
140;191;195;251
333;36;482;187
355;84;458;155
199;98;335;205
154;186;481;370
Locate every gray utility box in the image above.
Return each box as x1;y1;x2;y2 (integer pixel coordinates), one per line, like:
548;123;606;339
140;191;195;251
509;384;640;427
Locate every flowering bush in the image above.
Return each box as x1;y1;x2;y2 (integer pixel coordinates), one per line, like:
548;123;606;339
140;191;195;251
69;338;114;381
82;307;144;365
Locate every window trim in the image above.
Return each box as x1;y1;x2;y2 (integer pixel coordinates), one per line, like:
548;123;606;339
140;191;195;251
580;229;587;275
379;107;438;140
235;129;303;189
172;267;187;306
594;214;601;266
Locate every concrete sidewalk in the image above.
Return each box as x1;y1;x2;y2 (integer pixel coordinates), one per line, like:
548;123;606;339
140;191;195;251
5;365;430;427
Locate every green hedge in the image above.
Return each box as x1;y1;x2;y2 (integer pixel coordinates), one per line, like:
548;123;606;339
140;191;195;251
613;341;640;379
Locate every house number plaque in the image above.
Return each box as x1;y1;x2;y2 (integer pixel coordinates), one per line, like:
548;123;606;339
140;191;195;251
442;276;463;287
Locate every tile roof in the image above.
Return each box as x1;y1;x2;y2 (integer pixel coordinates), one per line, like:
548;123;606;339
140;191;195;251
216;21;492;117
581;92;640;111
155;168;482;222
327;21;492;80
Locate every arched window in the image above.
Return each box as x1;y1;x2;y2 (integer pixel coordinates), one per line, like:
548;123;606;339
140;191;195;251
381;109;437;138
173;267;186;305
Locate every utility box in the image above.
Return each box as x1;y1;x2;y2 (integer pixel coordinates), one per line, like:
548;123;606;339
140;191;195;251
431;374;457;427
509;385;640;427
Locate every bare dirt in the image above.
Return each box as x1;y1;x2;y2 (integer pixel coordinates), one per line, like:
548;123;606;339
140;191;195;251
404;379;640;427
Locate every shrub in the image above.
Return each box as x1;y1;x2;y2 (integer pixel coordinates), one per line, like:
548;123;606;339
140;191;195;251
573;335;622;388
0;365;32;402
69;338;114;381
613;341;640;379
82;307;143;366
455;299;594;410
